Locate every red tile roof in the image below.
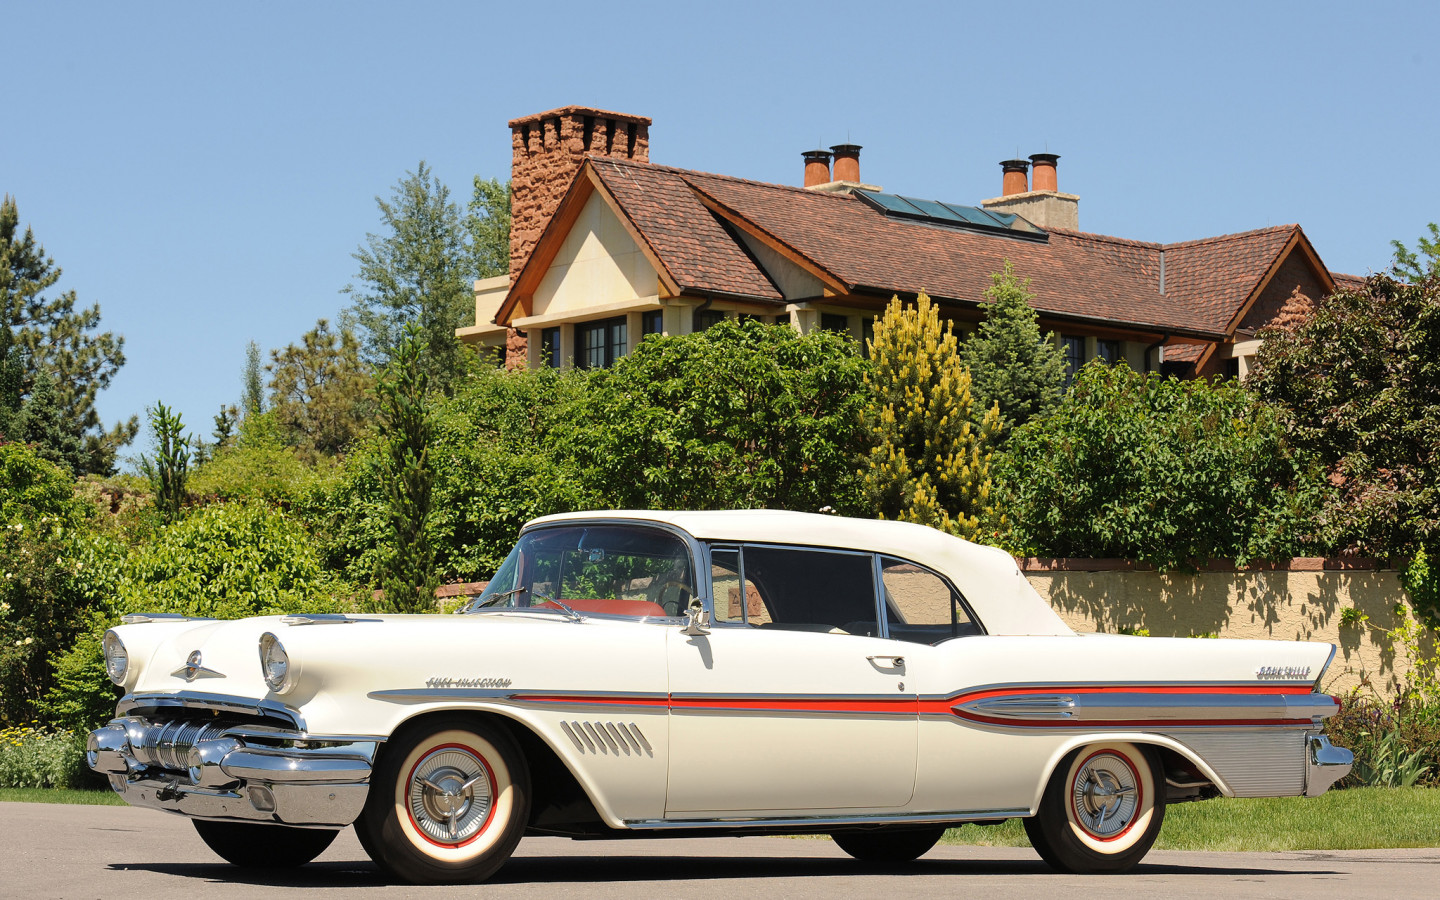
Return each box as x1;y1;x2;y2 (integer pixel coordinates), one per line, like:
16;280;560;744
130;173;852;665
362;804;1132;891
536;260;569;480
581;158;1337;339
591;159;783;301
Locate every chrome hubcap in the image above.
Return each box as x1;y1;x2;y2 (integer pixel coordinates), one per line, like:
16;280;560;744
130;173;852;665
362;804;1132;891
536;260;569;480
407;747;494;844
1071;753;1138;838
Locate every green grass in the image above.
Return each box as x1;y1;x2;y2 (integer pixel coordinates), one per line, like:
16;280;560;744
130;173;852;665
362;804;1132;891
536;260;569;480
0;787;125;805
942;787;1440;851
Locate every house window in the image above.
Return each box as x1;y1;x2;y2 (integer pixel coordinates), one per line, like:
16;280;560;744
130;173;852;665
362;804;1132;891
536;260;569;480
541;327;562;369
1061;335;1085;382
694;309;727;332
575;317;627;369
1096;339;1122;365
1224;358;1241;380
861;317;875;358
641;310;664;338
821;313;850;334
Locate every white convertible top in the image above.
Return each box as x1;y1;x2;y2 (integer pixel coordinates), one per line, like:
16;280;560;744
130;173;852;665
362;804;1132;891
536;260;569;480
526;509;1073;637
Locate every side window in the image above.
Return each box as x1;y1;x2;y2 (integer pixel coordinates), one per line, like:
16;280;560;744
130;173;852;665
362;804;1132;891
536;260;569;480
738;545;877;636
880;556;977;644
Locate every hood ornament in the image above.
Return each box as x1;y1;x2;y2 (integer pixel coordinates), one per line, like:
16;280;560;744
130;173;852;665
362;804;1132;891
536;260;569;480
172;650;224;682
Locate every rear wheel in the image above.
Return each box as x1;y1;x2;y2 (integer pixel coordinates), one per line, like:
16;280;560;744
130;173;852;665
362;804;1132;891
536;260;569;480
1023;742;1165;874
192;820;338;868
831;826;946;862
356;716;530;884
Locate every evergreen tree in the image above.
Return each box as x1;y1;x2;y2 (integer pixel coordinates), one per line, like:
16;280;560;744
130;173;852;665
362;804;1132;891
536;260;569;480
373;325;437;613
268;319;373;459
0;324;21;438
863;292;1004;542
962;260;1067;438
467;177;511;281
11;370;84;473
241;340;265;417
0;196;137;473
343;163;472;394
140;403;191;524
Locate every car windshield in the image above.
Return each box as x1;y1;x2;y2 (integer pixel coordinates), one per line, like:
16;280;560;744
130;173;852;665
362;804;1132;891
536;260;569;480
468;524;695;619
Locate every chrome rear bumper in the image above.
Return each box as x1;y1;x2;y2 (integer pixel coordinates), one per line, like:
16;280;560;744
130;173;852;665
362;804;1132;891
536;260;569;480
1305;734;1353;797
87;715;377;828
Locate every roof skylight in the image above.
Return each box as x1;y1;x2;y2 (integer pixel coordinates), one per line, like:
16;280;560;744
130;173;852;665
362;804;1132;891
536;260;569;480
854;190;1047;241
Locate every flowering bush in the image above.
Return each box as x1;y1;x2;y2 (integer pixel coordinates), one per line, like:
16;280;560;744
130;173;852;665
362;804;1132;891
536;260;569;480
1323;694;1440;788
0;725;90;789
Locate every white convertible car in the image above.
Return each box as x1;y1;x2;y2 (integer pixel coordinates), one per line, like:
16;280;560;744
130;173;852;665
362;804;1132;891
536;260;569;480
88;510;1352;883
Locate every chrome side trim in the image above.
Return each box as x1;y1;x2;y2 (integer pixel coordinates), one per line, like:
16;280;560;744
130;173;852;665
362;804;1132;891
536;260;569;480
368;688;669;708
918;679;1319;701
626;808;1030;830
955;691;1337;724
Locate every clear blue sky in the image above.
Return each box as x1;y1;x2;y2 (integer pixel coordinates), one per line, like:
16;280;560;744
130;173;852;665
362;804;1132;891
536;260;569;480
5;1;1437;456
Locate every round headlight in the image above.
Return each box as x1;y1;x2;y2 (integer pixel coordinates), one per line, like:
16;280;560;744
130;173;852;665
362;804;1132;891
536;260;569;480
102;630;128;686
258;632;290;692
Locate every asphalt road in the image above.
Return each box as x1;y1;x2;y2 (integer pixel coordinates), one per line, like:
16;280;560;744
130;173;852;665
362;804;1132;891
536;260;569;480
5;801;1439;899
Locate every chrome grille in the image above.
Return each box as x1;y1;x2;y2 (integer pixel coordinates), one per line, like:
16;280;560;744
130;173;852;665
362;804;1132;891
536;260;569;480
560;721;652;757
123;718;231;771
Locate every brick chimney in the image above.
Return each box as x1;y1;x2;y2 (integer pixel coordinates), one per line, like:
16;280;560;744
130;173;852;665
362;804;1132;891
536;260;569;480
982;153;1079;230
508;106;651;280
1000;159;1030;196
803;149;832;187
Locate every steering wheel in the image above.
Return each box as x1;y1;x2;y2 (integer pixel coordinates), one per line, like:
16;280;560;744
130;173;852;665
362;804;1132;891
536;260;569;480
650;580;693;616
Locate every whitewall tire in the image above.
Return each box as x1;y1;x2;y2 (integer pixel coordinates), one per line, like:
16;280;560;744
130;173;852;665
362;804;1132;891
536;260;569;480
356;716;530;884
1023;742;1165;873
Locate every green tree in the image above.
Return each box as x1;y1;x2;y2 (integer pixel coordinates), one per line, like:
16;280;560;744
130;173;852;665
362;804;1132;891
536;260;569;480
267;319;373;459
962;260;1067;437
1392;223;1440;282
301;361;594;585
373;326;437;613
467;177;511;280
139;402;191;524
1250;272;1440;559
344;162;472;393
570;319;872;513
7;370;85;472
0;196;137;474
0;443;99;725
864;292;1002;541
1000;363;1327;569
42;502;352;729
241;340;265;418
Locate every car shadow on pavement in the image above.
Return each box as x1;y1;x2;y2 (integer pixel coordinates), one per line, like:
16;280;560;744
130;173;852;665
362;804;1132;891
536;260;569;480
110;855;1336;887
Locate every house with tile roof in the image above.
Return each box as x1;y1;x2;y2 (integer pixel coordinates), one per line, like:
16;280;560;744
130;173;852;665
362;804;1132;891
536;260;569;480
459;106;1358;380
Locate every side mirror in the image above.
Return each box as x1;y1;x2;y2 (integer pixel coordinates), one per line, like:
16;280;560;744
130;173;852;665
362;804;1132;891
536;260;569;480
681;599;711;636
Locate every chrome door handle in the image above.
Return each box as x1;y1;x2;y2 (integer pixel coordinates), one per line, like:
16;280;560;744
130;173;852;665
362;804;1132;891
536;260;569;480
867;655;905;668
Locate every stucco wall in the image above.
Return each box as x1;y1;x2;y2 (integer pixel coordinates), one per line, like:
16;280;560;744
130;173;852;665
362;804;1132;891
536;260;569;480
1023;564;1425;697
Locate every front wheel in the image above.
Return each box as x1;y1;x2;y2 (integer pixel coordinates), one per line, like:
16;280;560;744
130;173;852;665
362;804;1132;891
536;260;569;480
192;820;338;868
1023;742;1165;874
832;825;946;862
356;716;530;884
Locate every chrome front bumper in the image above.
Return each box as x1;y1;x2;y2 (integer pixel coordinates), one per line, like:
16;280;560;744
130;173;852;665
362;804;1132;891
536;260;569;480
87;715;378;828
1305;734;1353;797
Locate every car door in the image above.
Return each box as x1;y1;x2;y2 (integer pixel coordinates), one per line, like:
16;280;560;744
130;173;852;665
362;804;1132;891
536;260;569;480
664;543;918;815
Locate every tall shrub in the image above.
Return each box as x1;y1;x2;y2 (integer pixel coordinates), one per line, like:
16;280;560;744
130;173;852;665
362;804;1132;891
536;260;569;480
863;292;1002;541
372;326;437;613
998;363;1326;568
